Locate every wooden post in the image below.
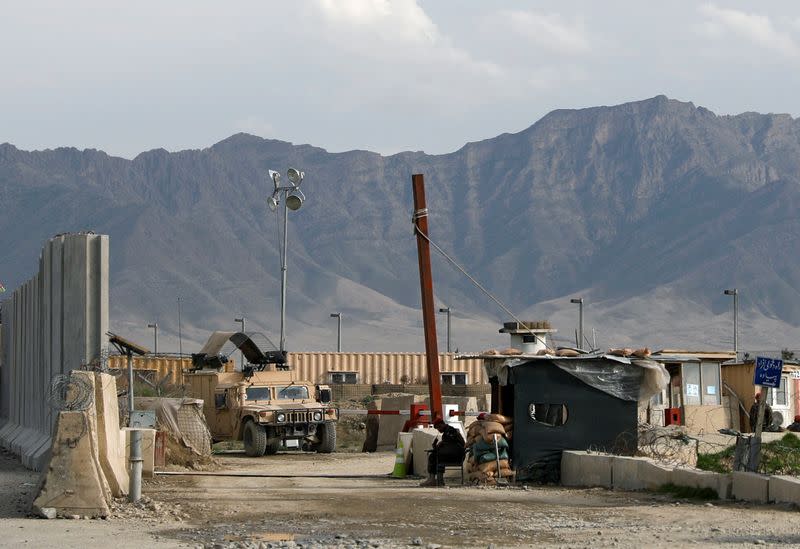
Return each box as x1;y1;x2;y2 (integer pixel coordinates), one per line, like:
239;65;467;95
750;386;770;471
412;174;443;423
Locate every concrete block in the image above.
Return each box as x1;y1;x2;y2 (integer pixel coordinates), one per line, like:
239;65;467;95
673;467;721;497
33;411;111;517
376;394;424;451
717;473;733;499
411;428;440;477
561;451;612;488
769;475;800;505
732;471;770;503
24;434;53;471
612;456;650;491
639;459;673;491
94;373;129;496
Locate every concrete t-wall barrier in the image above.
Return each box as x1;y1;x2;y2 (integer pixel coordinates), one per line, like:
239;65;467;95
0;233;109;470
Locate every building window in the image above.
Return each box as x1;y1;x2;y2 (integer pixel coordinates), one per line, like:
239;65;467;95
328;371;358;384
441;372;468;385
773;376;788;406
683;363;701;406
528;403;568;427
700;361;721;406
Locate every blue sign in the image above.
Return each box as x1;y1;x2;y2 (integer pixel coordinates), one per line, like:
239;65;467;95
754;356;784;388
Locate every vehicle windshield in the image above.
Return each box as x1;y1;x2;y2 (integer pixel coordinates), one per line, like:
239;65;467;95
275;385;309;400
245;387;271;401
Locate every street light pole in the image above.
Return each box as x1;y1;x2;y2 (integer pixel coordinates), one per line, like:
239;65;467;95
268;168;306;354
570;298;583;349
330;313;342;352
438;307;451;353
724;289;738;356
147;323;158;356
177;297;183;356
235;317;246;369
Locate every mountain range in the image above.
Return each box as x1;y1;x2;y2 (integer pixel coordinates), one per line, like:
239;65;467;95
1;95;799;354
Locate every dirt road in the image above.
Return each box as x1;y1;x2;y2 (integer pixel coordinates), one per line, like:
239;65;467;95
4;449;800;548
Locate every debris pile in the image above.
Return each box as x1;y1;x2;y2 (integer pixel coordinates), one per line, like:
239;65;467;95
464;414;514;485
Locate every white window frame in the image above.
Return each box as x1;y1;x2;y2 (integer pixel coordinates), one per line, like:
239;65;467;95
441;372;468;385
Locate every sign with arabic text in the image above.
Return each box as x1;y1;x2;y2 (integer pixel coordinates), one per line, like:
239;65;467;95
754;356;783;388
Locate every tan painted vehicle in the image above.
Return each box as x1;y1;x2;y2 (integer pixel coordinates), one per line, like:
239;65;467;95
187;331;338;456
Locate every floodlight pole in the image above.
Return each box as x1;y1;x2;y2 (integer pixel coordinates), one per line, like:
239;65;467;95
269;169;304;354
279;191;289;352
147;323;158;356
177;297;183;356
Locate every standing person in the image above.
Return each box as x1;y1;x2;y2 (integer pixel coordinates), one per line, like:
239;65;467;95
749;392;773;432
420;418;465;487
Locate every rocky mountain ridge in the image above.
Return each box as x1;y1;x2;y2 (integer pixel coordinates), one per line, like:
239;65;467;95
1;95;799;352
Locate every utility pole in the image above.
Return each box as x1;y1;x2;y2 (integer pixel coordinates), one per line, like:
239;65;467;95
724;289;739;358
570;298;583;349
412;174;443;424
330;313;342;352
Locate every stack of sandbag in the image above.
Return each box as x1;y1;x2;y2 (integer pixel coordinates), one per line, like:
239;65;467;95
464;414;514;485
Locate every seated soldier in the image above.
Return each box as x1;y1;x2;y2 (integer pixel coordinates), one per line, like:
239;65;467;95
420;418;465;487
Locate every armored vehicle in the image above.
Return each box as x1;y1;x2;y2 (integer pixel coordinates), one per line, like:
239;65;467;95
186;331;337;456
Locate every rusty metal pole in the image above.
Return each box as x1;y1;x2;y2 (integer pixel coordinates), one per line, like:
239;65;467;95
412;174;443;424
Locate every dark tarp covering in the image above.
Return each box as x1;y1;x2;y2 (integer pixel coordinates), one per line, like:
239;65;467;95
507;359;640;482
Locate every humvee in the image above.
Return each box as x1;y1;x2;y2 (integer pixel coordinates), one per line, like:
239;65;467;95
186;331;338;456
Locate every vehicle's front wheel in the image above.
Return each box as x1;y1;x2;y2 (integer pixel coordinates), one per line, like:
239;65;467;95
243;421;267;457
315;421;337;454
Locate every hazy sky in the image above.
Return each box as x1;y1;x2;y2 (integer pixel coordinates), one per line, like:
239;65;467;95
2;0;800;159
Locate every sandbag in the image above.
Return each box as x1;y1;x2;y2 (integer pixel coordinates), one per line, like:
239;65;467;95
477;450;509;464
555;348;580;357
499;347;522;355
467;422;483;436
477;459;509;474
485;414;512;426
482;421;506;436
608;347;633;357
482;431;506;444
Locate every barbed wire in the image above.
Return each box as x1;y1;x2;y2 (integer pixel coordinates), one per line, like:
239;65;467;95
48;373;94;412
80;348;124;377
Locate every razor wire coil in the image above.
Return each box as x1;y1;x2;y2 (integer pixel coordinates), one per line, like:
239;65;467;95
48;374;94;411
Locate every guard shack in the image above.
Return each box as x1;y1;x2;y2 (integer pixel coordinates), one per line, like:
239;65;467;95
462;352;667;481
649;350;735;434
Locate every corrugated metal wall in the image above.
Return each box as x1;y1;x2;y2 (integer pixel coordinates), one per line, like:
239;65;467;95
288;352;486;385
107;352;486;386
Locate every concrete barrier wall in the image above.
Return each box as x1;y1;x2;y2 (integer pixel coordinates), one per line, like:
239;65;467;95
0;233;109;470
561;451;800;506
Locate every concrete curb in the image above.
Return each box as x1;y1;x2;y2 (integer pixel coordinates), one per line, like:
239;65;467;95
560;451;798;506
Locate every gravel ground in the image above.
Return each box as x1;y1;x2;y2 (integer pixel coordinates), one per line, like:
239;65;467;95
4;448;800;548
